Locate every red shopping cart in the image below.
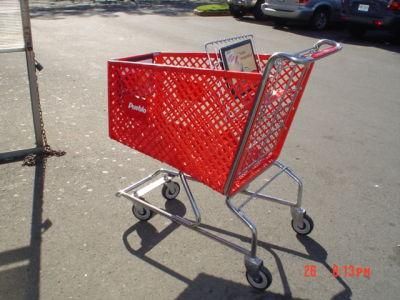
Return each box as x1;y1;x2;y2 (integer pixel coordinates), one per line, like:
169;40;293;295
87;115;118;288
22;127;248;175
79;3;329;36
108;38;341;290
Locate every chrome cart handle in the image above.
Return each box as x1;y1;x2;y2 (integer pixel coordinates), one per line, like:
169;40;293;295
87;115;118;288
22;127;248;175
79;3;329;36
224;39;341;194
309;39;342;61
268;39;342;66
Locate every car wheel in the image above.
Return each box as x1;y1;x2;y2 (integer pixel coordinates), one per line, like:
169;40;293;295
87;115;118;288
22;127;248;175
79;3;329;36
253;0;268;21
348;26;367;38
229;4;245;18
311;8;330;30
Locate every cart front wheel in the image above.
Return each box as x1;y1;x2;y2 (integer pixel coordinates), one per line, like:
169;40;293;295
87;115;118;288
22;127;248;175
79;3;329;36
291;214;314;235
132;204;154;221
246;266;272;291
162;182;180;200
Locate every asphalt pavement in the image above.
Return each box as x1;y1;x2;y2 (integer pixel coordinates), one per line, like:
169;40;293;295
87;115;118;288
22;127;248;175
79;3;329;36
0;2;399;299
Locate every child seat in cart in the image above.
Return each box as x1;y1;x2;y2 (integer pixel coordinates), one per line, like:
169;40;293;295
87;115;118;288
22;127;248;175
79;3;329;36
108;36;341;291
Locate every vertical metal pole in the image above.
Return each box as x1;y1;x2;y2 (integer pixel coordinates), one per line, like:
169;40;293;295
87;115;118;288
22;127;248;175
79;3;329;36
19;0;44;148
225;197;258;257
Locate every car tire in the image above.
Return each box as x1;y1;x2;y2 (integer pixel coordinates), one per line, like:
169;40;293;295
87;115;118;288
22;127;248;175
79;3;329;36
253;0;268;21
311;8;330;30
229;4;245;18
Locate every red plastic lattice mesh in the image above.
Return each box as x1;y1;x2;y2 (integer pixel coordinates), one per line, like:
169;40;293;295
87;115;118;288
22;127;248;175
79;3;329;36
108;52;312;195
229;59;313;194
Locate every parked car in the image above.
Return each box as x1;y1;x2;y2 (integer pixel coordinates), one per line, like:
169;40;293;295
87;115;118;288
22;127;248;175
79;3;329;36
261;0;343;30
341;0;400;37
227;0;267;20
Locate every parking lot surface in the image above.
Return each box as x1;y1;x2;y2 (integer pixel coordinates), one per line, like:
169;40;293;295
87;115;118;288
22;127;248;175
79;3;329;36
1;2;399;299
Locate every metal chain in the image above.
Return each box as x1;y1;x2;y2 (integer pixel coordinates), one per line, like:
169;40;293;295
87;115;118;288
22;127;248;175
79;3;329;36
23;79;66;167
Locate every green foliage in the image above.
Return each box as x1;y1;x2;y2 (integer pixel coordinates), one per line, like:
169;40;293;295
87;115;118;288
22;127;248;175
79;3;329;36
195;3;229;12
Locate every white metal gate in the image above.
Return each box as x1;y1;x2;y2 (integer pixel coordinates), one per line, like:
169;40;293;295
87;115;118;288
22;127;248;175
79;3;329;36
0;0;44;162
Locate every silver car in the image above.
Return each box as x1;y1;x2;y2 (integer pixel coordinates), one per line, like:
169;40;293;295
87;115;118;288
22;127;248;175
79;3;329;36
261;0;342;30
227;0;267;20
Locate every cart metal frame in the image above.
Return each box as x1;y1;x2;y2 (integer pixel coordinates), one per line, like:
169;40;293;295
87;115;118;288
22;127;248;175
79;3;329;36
0;0;44;163
204;34;262;71
117;160;304;273
115;39;341;290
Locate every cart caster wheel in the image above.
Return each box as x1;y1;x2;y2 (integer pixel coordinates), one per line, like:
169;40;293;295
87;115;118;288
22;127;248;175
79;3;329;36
246;266;272;291
132;204;154;221
162;181;180;200
291;214;314;235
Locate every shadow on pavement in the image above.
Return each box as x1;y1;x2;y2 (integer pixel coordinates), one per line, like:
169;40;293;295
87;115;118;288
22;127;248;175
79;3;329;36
122;199;352;299
176;273;307;300
0;157;51;300
238;16;400;54
30;1;399;54
30;0;220;19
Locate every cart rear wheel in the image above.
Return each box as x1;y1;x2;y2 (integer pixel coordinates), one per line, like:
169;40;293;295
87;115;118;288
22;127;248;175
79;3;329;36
162;182;180;200
132;204;154;221
246;266;272;291
291;214;314;235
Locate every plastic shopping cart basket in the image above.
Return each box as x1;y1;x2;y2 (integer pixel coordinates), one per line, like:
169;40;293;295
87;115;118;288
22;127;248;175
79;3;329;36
108;39;341;290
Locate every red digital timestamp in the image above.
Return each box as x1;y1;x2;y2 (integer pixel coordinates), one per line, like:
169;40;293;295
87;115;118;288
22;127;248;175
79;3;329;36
304;264;372;278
